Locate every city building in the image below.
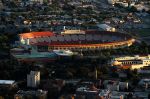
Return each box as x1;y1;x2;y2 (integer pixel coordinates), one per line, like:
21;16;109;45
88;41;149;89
138;70;150;75
138;79;150;89
133;92;149;99
27;0;52;4
29;0;44;4
110;91;125;99
0;0;3;10
108;0;119;5
0;80;16;98
0;80;15;86
97;24;116;32
75;85;100;99
111;55;150;70
118;2;128;7
103;80;129;91
103;80;119;91
133;4;149;12
27;71;40;88
99;89;110;99
61;29;85;35
75;86;126;99
14;90;47;99
81;0;96;2
119;82;129;90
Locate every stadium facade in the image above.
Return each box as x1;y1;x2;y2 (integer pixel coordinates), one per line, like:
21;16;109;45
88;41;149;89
19;30;135;52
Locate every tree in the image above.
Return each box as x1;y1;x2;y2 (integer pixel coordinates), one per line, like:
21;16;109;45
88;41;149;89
129;6;137;12
114;3;122;8
147;10;150;14
76;67;90;78
148;93;150;99
127;93;133;99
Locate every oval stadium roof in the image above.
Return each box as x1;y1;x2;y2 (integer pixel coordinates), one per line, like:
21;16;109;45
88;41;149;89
19;31;55;39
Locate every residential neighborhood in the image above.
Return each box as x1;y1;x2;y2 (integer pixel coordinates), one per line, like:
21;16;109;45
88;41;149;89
0;0;150;99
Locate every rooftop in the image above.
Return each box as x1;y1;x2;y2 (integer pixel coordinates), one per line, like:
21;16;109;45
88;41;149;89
19;31;55;39
0;80;15;85
16;90;47;96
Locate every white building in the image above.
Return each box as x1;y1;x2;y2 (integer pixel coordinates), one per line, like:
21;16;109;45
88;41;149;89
0;80;16;87
97;24;116;32
29;0;44;4
115;2;129;8
108;0;114;5
61;30;85;35
27;71;40;87
108;0;119;5
111;55;150;70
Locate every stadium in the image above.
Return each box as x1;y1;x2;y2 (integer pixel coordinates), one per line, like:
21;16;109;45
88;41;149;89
19;30;135;52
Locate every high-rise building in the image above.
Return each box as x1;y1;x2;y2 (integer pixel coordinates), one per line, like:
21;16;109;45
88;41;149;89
27;71;40;87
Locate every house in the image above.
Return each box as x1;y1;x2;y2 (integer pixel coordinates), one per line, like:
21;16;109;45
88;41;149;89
103;80;119;91
14;90;47;99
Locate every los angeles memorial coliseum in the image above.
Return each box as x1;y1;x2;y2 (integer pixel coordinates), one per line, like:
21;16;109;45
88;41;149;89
19;30;135;52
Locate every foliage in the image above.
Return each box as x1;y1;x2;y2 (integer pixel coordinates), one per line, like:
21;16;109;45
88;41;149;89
128;6;137;12
0;35;9;51
136;29;150;37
